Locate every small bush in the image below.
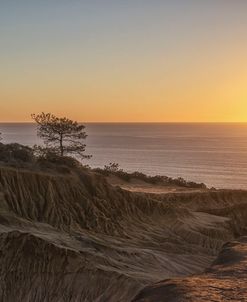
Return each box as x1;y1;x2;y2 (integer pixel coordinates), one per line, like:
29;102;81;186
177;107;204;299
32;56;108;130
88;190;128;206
93;163;207;189
0;143;35;164
37;153;81;171
104;162;122;173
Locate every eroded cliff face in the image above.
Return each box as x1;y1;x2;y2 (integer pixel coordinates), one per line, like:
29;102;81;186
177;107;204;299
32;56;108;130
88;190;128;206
0;166;247;301
132;237;247;302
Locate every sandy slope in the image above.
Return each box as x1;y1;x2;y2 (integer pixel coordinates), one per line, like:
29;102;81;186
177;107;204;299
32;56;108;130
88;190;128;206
107;175;207;194
0;166;247;301
132;237;247;301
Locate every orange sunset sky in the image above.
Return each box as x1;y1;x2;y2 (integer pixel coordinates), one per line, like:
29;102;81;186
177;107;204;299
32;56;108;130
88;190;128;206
0;1;247;122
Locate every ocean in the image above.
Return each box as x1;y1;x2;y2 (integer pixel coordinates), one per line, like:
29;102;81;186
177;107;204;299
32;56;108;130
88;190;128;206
0;123;247;189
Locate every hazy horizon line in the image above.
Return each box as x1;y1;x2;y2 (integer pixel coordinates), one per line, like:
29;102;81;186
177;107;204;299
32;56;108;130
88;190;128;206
1;121;247;124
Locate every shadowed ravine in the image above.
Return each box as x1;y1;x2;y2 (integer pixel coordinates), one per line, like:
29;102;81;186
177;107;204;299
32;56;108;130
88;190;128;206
0;166;247;301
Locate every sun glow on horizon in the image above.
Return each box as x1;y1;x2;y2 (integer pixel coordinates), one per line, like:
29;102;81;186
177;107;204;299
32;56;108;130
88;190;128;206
0;1;247;123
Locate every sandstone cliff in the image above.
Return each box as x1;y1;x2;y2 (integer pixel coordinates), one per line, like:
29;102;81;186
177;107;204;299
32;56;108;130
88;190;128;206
0;166;247;301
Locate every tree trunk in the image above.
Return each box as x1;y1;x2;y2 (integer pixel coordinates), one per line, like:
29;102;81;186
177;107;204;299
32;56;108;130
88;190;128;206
59;134;64;156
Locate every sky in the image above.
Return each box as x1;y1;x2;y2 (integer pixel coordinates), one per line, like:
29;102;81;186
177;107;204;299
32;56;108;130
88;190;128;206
0;0;247;122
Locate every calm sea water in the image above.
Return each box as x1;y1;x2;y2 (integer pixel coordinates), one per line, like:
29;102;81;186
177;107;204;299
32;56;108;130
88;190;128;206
0;123;247;189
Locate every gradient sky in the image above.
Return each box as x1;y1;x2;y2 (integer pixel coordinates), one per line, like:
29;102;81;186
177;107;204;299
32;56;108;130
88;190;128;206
0;1;247;122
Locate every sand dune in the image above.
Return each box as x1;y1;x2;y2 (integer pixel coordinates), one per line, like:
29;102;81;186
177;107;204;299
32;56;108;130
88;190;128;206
0;166;247;301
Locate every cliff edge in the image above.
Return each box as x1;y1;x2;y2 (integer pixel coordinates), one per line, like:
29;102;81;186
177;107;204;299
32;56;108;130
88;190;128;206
0;165;247;301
